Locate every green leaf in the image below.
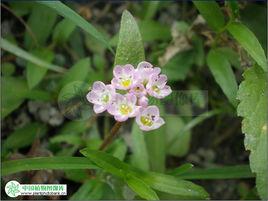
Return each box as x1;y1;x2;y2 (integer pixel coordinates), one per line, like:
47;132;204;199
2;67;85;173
125;174;159;200
27;49;54;89
144;1;160;20
167;163;194;176
39;1;114;54
130;123;150;171
0;38;65;73
114;10;145;66
107;139;127;161
24;3;57;48
176;165;254;180
165;116;191;157
1;76;28;118
80;149;129;178
60;58;90;86
193;0;225;31
1;63;15;76
207;49;238;106
70;179;109;200
139;20;171;42
237;66;268;199
145;125;166;173
162;50;194;81
216;47;241;69
2;157;98;176
227;22;267;72
53;19;76;44
140;172;209;199
80;149;209;199
3;122;47;150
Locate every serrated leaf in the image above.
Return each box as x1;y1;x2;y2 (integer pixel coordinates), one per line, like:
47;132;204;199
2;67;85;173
53;18;76;44
237;66;267;199
114;10;145;66
227;22;267;72
125;174;159;200
27;49;54;89
193;1;225;31
207;49;238;106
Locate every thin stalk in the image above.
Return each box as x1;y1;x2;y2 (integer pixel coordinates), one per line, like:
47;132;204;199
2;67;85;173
99;121;122;151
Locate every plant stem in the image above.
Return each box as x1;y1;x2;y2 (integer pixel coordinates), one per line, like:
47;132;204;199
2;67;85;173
99;121;122;151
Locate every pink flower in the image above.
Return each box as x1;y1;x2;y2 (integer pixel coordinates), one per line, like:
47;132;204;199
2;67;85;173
86;81;115;113
107;93;141;122
129;83;147;98
146;74;172;99
111;64;136;90
136;106;165;131
138;96;149;107
135;61;161;85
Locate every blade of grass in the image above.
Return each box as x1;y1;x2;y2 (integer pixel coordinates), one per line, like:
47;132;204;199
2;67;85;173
2;157;98;176
39;1;114;54
176;165;255;180
0;38;66;73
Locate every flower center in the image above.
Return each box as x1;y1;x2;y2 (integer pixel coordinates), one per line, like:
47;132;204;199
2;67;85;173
152;85;160;93
119;104;132;115
140;116;153;126
101;94;109;103
121;79;131;88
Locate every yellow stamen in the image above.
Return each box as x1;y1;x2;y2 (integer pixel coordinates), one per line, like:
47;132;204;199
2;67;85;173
120;104;132;115
121;79;131;87
140;116;153;126
152;85;160;93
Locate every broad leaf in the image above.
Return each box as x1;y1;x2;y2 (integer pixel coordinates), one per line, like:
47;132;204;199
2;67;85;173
114;10;145;66
237;66;268;199
26;49;54;89
60;58;90;86
216;47;241;69
0;38;65;73
2;157;98;176
24;3;57;48
39;1;114;53
53;18;76;44
207;49;238;106
3;122;47;150
227;22;267;72
193;1;225;31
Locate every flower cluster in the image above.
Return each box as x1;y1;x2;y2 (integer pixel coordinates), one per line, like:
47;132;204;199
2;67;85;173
86;61;172;131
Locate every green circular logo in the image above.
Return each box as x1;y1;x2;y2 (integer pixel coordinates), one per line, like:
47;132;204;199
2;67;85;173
5;180;20;197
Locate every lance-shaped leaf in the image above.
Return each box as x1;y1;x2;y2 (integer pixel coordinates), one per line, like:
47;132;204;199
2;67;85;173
114;10;145;66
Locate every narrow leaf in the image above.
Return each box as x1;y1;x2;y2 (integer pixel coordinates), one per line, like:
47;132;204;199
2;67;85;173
114;10;145;66
207;49;238;106
53;18;76;44
168;163;194;176
0;38;65;73
193;1;225;31
125;174;159;200
176;165;254;179
227;22;267;71
39;1;114;53
2;157;98;176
